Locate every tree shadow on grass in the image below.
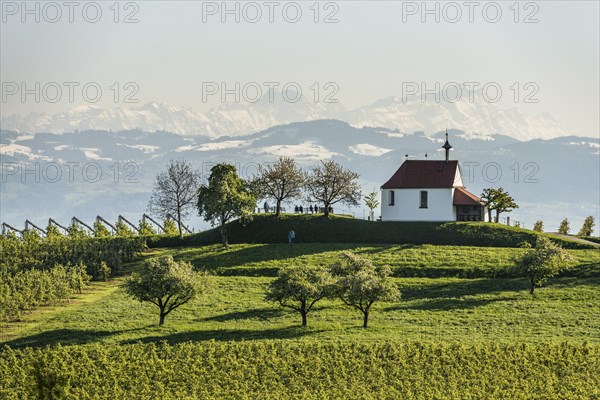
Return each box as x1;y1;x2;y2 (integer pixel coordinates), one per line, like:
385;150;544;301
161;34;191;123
173;243;363;275
393;297;499;311
216;267;281;277
122;326;320;345
1;327;149;349
402;278;526;300
393;274;600;311
351;244;422;256
560;263;600;279
196;308;285;322
386;278;526;312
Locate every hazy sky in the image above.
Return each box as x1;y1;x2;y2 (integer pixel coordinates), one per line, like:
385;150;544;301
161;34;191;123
1;1;599;136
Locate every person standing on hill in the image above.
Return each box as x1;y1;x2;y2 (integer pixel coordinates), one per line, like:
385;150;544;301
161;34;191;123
288;229;296;244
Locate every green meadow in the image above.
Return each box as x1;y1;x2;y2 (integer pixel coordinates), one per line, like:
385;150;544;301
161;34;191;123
3;243;599;347
2;217;599;399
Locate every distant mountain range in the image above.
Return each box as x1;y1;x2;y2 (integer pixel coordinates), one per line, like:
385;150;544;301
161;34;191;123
1;94;571;141
1;120;598;233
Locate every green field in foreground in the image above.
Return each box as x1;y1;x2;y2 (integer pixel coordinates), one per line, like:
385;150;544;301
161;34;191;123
2;242;599;399
2;244;599;347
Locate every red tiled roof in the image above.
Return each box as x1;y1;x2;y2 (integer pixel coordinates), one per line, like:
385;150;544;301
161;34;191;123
381;160;460;189
453;187;484;206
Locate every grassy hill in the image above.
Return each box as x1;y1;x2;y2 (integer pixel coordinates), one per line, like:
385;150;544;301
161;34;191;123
2;216;599;399
3;243;599;348
2;239;599;399
148;214;595;249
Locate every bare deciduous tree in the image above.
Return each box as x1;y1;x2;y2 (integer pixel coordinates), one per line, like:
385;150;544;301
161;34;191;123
148;159;200;238
305;160;361;219
254;157;304;217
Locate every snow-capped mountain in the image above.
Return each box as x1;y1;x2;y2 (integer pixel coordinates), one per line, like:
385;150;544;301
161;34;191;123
1;95;570;140
345;97;571;141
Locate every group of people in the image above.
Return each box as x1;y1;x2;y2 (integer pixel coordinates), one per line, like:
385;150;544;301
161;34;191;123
295;204;335;214
294;204;325;214
262;202;333;215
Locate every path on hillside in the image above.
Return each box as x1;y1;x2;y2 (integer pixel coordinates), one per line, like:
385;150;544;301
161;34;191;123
546;233;600;248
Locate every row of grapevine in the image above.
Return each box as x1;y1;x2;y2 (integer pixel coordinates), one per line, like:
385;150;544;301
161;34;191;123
0;264;90;322
0;232;145;280
0;233;144;321
0;340;598;399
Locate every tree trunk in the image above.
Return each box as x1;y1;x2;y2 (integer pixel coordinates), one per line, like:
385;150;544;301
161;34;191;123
487;208;493;223
220;220;228;249
275;200;281;218
323;204;330;219
495;210;500;223
177;209;183;238
300;301;307;327
529;282;535;295
159;310;166;326
363;310;369;329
